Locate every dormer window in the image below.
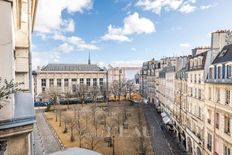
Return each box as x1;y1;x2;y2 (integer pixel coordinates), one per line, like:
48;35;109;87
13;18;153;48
227;65;232;78
218;66;222;79
209;67;213;79
219;49;228;57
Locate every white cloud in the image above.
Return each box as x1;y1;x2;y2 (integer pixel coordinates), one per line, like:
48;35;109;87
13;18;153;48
136;0;201;14
136;0;183;14
35;0;92;33
102;12;155;42
56;43;74;53
32;51;61;69
52;34;99;51
131;47;136;51
200;4;213;10
102;25;131;42
179;3;196;13
180;43;191;48
67;36;99;50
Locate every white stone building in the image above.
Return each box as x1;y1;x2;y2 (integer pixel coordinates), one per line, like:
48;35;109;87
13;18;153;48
33;63;107;100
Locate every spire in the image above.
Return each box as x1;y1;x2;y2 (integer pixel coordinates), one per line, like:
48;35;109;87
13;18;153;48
88;52;91;65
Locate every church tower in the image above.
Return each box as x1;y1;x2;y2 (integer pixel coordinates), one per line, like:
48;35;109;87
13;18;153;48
88;52;91;65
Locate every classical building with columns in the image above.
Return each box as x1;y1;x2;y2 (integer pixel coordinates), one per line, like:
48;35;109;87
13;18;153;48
33;63;107;100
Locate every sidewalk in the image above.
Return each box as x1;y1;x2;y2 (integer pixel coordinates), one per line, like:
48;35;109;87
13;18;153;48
144;104;188;155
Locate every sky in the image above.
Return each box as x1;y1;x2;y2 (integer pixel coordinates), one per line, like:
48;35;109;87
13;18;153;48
32;0;232;69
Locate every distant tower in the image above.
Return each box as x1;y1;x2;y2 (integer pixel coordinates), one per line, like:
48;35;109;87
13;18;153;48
88;52;91;65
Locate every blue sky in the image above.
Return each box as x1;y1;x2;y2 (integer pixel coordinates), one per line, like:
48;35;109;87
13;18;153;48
32;0;232;69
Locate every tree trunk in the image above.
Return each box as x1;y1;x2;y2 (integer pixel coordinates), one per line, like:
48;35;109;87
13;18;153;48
59;110;62;127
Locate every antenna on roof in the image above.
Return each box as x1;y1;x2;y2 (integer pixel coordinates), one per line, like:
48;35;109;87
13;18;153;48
88;52;91;65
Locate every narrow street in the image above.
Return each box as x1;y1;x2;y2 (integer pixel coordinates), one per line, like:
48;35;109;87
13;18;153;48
144;104;187;155
33;109;61;155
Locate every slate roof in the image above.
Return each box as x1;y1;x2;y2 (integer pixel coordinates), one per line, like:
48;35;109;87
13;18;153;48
187;51;208;71
176;66;188;80
40;64;105;72
213;44;232;64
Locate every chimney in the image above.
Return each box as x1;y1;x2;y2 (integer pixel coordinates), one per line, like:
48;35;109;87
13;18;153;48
210;30;232;61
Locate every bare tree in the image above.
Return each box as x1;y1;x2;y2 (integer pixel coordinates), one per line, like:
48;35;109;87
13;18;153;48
89;85;100;106
126;80;135;100
46;86;62;122
85;132;102;151
121;80;128;100
75;84;89;107
83;111;91;129
66;113;76;142
76;127;87;147
90;105;98;127
115;112;123;133
62;112;69;133
64;91;72;109
110;80;120;102
0;79;23;109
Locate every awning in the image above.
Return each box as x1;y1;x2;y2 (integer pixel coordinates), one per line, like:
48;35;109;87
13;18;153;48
161;112;167;118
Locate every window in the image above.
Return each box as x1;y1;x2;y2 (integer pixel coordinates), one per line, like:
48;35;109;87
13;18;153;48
195;88;197;98
64;79;68;87
87;78;90;86
209;68;213;79
208;109;211;124
80;78;84;84
194;74;197;83
216;88;220;102
100;78;104;86
49;79;54;86
224;116;230;134
225;90;230;105
198;89;201;100
72;84;76;93
216;113;219;129
57;79;61;87
71;79;77;82
227;65;232;78
207;133;212;151
190;74;192;83
218;66;222;79
42;87;46;92
198;74;201;83
93;78;97;86
41;79;46;87
208;87;212;100
224;145;231;155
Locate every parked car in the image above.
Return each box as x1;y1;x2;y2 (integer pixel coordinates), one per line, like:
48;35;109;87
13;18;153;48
34;101;49;107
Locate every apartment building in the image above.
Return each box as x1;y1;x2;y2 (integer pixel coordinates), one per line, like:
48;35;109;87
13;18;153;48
204;31;232;155
0;0;37;154
186;49;209;155
146;59;157;104
173;66;188;149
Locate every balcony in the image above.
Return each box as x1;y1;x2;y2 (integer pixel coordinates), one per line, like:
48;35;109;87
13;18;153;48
205;78;232;84
0;93;35;129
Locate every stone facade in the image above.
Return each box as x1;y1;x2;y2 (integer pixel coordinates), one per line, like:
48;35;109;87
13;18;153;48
0;0;37;155
141;30;232;155
34;64;107;100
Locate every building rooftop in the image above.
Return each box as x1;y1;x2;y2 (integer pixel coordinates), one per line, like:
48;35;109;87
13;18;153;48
212;44;232;64
40;64;105;72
